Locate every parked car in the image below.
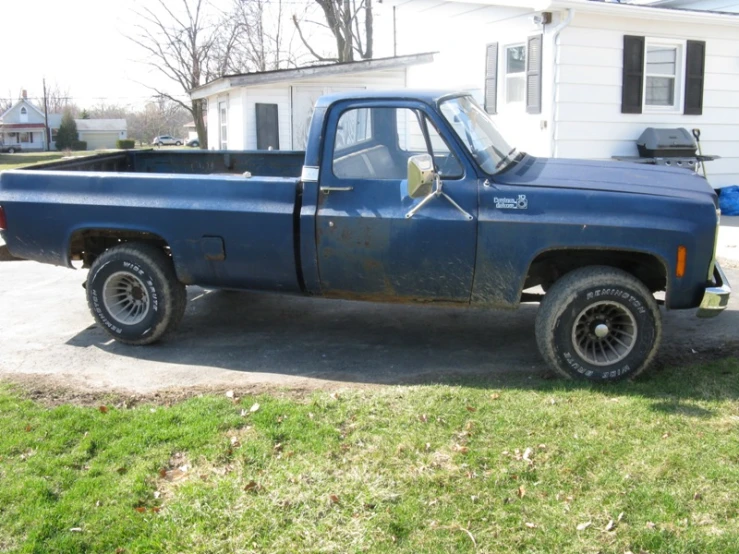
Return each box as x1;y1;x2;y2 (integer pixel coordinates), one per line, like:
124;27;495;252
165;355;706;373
185;138;200;148
0;143;21;153
0;90;730;383
152;135;182;146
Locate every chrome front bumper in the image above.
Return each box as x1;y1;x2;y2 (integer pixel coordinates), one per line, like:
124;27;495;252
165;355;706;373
697;262;731;318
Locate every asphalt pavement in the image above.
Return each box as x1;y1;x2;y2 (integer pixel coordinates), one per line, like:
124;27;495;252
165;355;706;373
1;220;738;394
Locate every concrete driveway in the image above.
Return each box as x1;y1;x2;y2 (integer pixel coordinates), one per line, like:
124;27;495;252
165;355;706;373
1;220;738;395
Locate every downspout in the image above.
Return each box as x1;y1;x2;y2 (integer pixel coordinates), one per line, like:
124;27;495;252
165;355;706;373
550;8;574;158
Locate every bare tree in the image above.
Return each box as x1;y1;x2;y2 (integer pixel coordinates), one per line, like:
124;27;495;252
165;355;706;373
214;0;302;75
0;97;12;115
127;97;191;145
293;0;373;63
30;82;77;115
129;0;229;148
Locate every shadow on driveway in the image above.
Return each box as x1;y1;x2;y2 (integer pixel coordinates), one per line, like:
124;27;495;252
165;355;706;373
65;287;739;404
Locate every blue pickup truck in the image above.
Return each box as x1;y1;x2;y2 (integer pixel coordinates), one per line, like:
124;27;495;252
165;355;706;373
0;91;730;382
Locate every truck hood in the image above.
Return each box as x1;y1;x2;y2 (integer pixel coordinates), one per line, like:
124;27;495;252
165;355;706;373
495;156;717;204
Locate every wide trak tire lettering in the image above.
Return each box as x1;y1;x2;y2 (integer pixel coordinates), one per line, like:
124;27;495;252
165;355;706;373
85;243;186;346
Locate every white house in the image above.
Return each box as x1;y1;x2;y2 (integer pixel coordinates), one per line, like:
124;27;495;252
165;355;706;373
1;95;127;151
74;119;128;150
190;53;435;151
0;97;48;151
387;0;739;188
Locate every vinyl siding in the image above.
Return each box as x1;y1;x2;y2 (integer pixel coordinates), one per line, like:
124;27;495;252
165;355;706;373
238;68;407;150
396;1;554;156
555;12;739;187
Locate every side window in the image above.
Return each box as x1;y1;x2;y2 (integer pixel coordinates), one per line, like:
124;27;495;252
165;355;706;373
333;107;463;180
335;108;372;150
397;111;464;179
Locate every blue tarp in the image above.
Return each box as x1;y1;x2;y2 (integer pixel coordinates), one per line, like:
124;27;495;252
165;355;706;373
719;186;739;216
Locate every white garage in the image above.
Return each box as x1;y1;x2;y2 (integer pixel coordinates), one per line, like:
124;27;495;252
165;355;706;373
191;53;435;151
76;119;127;150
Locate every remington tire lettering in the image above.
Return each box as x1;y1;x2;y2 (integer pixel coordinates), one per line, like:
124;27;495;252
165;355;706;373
535;266;662;383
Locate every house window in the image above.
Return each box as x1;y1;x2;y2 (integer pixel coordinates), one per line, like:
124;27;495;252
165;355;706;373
622;35;703;115
51;129;59;141
505;45;526;104
219;100;228;149
20;107;28;123
19;132;30;143
644;41;684;110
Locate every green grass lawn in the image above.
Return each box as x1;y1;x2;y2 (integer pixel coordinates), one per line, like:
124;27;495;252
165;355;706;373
0;151;99;171
1;359;738;553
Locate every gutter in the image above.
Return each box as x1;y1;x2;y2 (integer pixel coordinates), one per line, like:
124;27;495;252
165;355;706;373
550;8;574;158
551;0;739;26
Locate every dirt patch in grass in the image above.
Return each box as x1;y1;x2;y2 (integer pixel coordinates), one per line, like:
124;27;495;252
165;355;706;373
0;372;376;408
3;340;739;408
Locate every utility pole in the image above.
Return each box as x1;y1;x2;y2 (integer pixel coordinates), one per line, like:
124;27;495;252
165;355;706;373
43;78;50;151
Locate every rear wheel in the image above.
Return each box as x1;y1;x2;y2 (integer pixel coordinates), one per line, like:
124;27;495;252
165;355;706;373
7;147;15;154
86;243;187;345
175;141;182;146
535;266;661;382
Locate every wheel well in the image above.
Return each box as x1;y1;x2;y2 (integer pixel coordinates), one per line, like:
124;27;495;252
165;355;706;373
525;249;667;294
69;229;170;268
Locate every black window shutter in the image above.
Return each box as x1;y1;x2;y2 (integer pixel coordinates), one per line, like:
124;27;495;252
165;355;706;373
526;34;543;114
484;43;498;115
622;35;645;114
684;40;706;115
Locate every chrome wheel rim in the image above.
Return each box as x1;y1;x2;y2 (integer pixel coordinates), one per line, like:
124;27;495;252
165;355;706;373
102;271;150;326
572;301;637;366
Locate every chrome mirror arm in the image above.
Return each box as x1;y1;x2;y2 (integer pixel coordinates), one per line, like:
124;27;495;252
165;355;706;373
405;175;474;221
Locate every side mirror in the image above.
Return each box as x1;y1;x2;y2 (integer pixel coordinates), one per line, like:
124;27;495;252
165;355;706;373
407;154;436;199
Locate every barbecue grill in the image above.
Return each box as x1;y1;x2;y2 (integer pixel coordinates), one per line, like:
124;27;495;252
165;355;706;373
613;127;718;173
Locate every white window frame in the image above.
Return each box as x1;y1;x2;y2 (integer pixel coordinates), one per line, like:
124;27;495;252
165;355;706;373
642;38;686;114
504;43;526;107
218;99;228;150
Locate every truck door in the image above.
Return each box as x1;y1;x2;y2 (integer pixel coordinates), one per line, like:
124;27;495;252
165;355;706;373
315;100;478;303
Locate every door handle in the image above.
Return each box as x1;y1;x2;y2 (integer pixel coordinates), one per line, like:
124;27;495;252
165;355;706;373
320;186;354;194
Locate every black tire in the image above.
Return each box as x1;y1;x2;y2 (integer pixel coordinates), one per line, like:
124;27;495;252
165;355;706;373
175;141;182;146
86;243;187;345
535;266;661;382
8;148;15;154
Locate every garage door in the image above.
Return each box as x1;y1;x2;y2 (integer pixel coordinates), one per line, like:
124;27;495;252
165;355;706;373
82;132;120;150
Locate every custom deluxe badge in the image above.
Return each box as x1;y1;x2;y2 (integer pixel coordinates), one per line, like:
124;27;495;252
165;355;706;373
494;194;528;210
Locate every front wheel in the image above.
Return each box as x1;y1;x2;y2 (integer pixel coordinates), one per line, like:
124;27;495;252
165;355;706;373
86;243;187;345
535;266;662;382
7;147;15;154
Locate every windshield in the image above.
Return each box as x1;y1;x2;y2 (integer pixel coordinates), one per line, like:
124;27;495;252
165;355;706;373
439;96;516;174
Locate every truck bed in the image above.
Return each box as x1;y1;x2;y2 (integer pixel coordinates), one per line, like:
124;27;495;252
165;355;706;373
0;149;307;292
26;149;305;177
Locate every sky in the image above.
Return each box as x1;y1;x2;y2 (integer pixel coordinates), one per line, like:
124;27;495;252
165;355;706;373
0;0;176;108
0;0;397;110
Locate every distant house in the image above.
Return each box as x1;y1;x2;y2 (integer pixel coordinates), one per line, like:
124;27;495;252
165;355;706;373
385;0;739;188
74;119;128;150
1;94;127;151
0;97;48;151
190;53;435;151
